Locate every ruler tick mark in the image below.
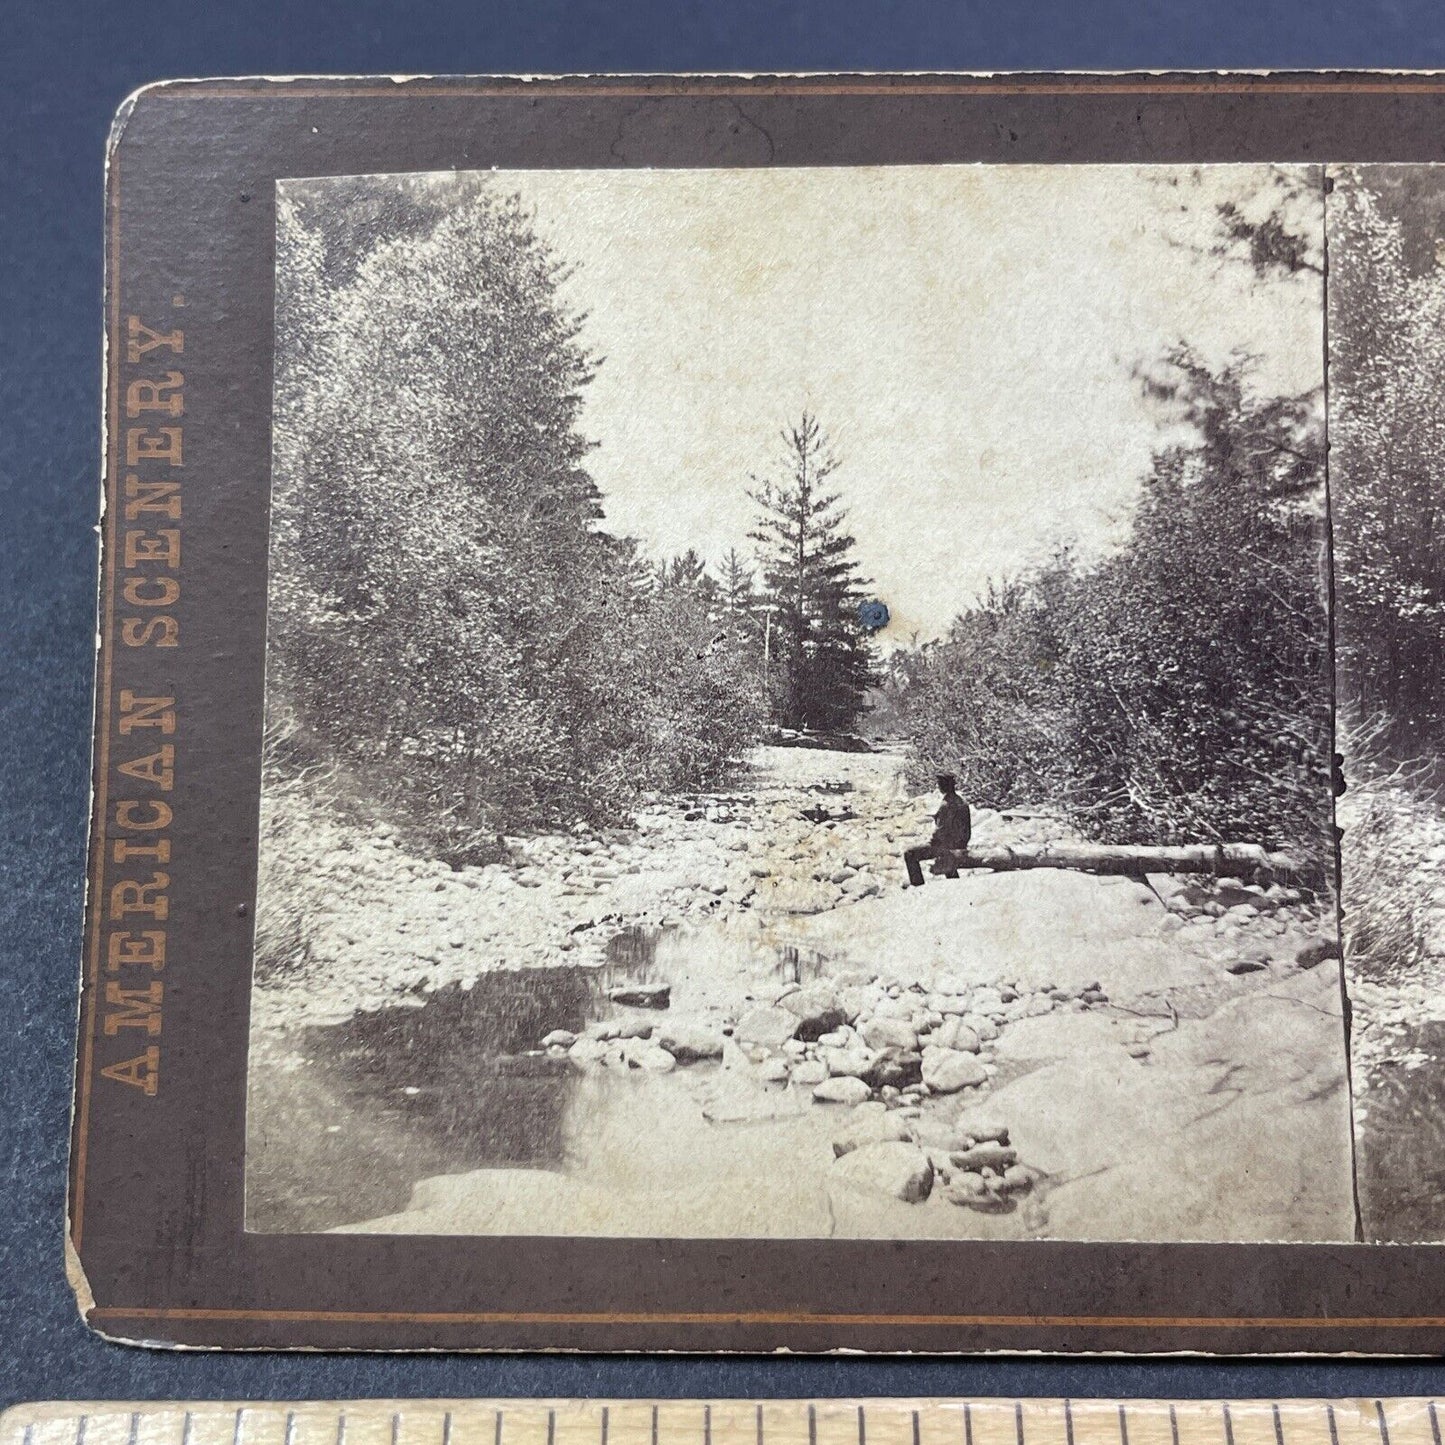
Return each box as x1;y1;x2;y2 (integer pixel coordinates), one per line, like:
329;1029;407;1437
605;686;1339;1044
809;1406;817;1445
1327;1407;1339;1445
1015;1401;1025;1445
1169;1404;1179;1445
443;1413;453;1445
1428;1403;1441;1445
857;1406;866;1445
756;1405;764;1445
1272;1403;1284;1445
284;1412;296;1445
1225;1402;1236;1445
1377;1403;1391;1445
1119;1406;1129;1445
496;1410;504;1445
1066;1401;1075;1445
548;1413;556;1445
913;1412;921;1445
338;1412;348;1445
601;1408;608;1445
964;1403;973;1445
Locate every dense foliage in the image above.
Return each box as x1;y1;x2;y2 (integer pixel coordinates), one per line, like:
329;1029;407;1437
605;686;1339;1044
888;351;1332;850
1331;171;1445;754
269;177;768;854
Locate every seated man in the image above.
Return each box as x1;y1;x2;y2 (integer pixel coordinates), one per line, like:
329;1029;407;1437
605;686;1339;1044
903;773;972;888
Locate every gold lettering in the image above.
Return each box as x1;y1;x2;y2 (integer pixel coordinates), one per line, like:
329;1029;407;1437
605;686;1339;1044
112;836;170;864
109;873;169;921
121;615;179;648
115;752;175;794
100;1047;160;1095
115;798;173;829
122;576;180;607
124;476;182;519
103;982;164;1035
117;692;175;734
125;372;184;418
126;316;184;363
125;428;183;467
123;528;180;569
107;930;166;972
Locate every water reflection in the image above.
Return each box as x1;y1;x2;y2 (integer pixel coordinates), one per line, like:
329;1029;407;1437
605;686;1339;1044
248;923;832;1233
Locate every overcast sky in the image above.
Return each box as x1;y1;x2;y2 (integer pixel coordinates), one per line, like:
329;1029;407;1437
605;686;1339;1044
421;165;1323;642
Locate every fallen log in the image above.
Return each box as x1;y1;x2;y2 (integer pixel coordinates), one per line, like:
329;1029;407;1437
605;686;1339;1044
946;841;1321;888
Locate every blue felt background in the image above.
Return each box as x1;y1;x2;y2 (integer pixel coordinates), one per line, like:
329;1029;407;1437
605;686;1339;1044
7;0;1445;1406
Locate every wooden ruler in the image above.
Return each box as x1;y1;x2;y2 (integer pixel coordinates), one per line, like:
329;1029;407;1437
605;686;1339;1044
2;1401;1441;1445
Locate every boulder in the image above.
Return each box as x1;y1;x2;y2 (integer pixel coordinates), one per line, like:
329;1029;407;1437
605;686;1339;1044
540;1029;578;1049
1225;958;1268;975
861;1017;919;1051
832;1104;913;1157
813;1076;873;1106
921;1048;988;1094
957;1117;1010;1146
943;1171;995;1207
928;994;972;1017
825;1045;878;1079
657;1021;726;1063
788;1003;849;1042
791;1059;830;1086
861;1049;923;1090
609;983;671;1009
944;1174;1014;1213
734;1006;800;1048
831;1141;934;1203
1296;937;1342;969
963;1013;999;1042
628;1042;677;1072
566;1037;608;1065
952;1140;1018;1172
999;1165;1034;1194
932;1019;982;1053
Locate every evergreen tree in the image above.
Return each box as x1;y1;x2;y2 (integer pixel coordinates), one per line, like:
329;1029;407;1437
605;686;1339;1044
666;548;708;590
747;414;877;731
718;548;760;641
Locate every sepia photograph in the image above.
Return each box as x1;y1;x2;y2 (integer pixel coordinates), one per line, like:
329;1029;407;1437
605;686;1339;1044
245;162;1349;1243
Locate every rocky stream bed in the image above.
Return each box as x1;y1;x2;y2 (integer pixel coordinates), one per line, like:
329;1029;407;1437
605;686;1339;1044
248;744;1354;1242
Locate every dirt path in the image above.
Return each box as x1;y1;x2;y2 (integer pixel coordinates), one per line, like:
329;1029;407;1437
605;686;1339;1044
249;744;1354;1242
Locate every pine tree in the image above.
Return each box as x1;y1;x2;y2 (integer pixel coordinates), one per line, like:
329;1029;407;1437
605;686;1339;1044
747;413;877;732
718;548;759;642
665;548;708;590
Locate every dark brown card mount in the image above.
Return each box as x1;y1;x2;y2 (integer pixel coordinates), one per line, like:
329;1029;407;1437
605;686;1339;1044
73;72;1445;1354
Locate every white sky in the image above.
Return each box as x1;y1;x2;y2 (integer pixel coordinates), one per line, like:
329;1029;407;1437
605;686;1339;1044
432;166;1323;642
